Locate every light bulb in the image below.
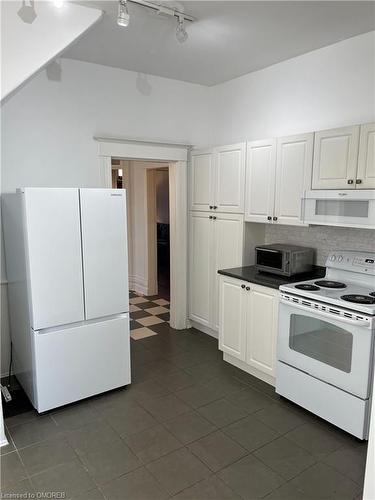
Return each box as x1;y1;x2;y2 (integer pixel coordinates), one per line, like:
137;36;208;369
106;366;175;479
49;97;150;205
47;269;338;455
53;0;64;8
117;0;130;27
176;17;188;43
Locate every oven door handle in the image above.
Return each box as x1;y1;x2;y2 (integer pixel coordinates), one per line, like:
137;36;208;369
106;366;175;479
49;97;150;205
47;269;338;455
280;298;371;327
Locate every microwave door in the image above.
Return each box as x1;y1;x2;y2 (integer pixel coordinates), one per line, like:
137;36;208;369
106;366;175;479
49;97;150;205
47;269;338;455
257;248;283;271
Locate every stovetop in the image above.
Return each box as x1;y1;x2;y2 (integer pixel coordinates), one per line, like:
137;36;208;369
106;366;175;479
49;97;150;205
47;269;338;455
280;251;375;315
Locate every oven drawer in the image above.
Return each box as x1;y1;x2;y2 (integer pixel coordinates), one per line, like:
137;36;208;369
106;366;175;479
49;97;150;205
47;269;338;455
276;361;370;439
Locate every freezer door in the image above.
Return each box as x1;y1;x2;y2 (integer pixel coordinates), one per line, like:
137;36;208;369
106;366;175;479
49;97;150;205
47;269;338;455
80;189;129;320
24;188;85;329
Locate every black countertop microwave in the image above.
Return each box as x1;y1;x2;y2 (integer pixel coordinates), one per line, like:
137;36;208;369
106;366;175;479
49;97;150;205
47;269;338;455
255;244;314;277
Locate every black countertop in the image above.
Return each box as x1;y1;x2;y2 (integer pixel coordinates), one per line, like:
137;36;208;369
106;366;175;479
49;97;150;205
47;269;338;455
217;265;326;290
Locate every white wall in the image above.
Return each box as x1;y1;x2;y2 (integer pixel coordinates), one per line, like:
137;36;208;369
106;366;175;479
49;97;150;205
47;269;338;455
1;57;212;194
211;31;375;145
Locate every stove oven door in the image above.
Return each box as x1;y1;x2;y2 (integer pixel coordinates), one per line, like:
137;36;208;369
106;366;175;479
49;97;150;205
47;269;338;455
278;300;374;399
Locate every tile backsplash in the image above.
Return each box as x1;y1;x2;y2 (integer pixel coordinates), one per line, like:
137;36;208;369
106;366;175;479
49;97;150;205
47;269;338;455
265;225;375;266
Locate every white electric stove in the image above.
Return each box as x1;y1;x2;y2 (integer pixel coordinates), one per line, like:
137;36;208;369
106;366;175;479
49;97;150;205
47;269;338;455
276;251;375;439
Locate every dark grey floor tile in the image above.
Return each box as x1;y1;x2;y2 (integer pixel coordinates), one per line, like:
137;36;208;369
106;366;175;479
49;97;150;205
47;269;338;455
146;448;211;496
101;467;168;500
51;403;100;431
290;462;361;499
226;387;274;414
173;476;241;499
139;394;191;422
70;487;105;500
202;375;248;397
218;454;284;499
197;398;248;428
1;450;28;487
263;482;308;500
90;388;138;417
125;424;182;463
168;351;205;370
65;419;121;455
104;404;158;438
30;459;95;498
9;416;60;449
5;410;39;429
130;320;142;330
19;437;77;476
223;415;280;452
0;478;35;497
166;411;216;444
176;384;223;409
131;379;171;402
80;441;142;485
184;362;228;382
156;370;196;392
254;436;316;480
254;402;308;434
285;422;350;460
237;374;279;400
322;443;368;485
188;430;248;472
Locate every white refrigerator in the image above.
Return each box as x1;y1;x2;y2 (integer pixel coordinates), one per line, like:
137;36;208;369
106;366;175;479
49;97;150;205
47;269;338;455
2;188;131;412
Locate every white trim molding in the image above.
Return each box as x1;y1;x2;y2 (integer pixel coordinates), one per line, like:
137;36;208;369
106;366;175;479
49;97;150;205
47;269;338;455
96;137;189;330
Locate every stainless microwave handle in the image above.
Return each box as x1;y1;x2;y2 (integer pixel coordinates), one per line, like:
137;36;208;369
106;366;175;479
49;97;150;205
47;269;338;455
280;298;370;327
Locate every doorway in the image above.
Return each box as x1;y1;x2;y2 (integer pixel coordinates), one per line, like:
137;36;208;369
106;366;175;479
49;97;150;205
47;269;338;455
111;160;170;301
96;138;188;331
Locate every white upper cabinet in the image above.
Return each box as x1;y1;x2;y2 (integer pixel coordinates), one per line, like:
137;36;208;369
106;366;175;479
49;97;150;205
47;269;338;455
245;139;276;223
190;151;214;211
312;126;360;189
357;123;375;189
274;134;313;226
215;143;246;213
191;144;245;213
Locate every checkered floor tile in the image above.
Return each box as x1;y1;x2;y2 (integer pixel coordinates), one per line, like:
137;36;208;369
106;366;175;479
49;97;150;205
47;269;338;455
129;290;170;340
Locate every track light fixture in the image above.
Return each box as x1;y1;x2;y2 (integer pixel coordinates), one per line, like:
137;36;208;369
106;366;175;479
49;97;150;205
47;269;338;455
176;15;188;43
117;0;130;27
116;0;195;41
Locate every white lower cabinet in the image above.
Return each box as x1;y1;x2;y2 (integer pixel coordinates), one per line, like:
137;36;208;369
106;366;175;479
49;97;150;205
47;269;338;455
219;275;279;381
189;212;244;332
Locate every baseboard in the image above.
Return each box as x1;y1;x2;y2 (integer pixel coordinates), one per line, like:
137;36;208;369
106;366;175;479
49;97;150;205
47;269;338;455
129;275;149;296
223;353;275;387
189;320;218;339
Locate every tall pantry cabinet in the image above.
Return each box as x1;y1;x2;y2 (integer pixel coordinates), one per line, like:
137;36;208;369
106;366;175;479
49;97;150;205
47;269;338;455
189;144;245;334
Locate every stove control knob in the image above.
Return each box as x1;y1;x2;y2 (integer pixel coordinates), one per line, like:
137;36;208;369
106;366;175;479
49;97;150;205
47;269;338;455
330;255;336;261
337;255;343;263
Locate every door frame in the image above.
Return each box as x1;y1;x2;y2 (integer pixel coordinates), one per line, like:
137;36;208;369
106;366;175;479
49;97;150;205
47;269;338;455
95;137;189;330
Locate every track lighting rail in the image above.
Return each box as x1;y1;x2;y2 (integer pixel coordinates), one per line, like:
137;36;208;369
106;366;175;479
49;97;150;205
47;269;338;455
128;0;195;22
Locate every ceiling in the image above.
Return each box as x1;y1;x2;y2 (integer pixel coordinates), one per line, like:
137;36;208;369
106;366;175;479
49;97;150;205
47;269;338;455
64;1;375;86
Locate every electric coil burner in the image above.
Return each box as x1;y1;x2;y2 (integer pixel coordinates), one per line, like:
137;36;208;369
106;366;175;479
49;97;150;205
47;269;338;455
341;295;375;305
314;280;347;289
370;292;375;298
295;284;320;291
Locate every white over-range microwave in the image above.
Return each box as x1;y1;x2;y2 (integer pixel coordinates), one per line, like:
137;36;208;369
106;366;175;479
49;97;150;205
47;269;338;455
302;190;375;229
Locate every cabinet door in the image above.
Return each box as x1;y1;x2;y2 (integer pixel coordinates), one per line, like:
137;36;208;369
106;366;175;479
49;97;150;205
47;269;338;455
312;126;359;189
274;134;313;226
215;143;245;213
246;284;278;377
357;123;375;189
190;151;214;211
189;212;212;326
219;276;246;361
245;139;276;223
211;214;244;331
